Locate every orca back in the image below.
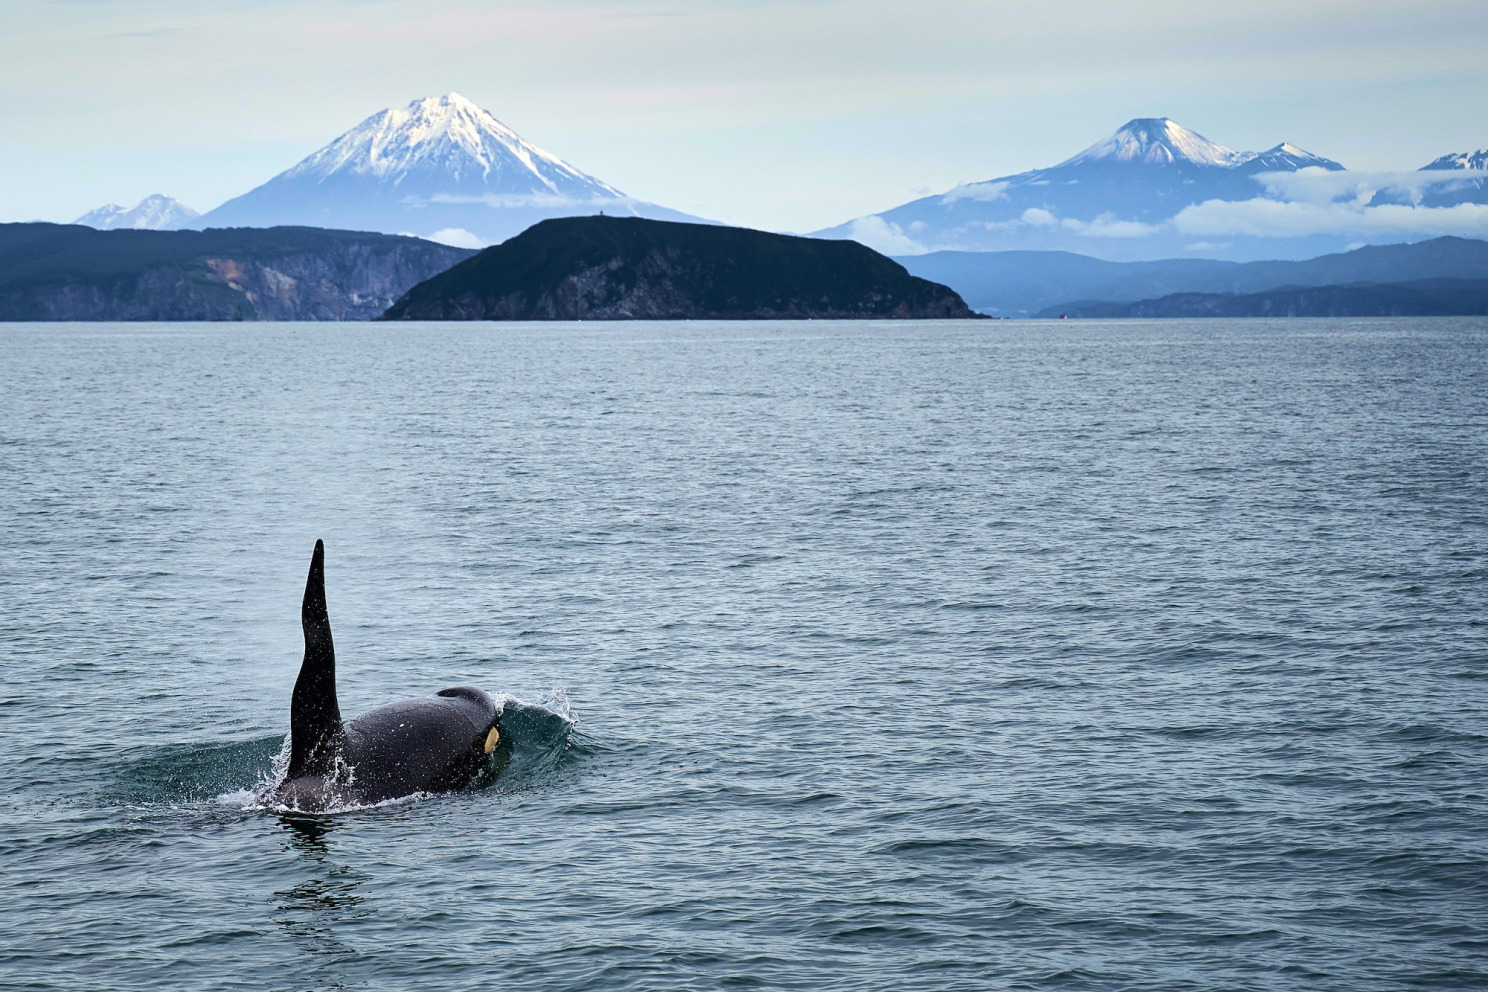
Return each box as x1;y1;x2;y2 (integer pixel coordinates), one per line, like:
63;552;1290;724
341;688;499;802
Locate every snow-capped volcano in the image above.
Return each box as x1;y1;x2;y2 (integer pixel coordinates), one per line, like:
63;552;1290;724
194;93;703;245
1237;142;1343;174
812;117;1353;260
1421;149;1488;171
1058;118;1248;168
280;93;620;198
75;194;199;231
1057;121;1342;174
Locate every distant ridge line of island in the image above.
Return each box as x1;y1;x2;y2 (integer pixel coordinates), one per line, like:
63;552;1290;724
1037;278;1488;318
1;219;1484;322
898;236;1488;317
379;216;983;321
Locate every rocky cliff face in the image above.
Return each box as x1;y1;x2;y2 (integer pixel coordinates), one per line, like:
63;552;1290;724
415;250;976;320
199;241;470;320
0;224;474;321
383;216;982;321
0;265;245;321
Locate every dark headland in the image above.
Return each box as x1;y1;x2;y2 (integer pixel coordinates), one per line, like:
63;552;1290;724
380;216;983;320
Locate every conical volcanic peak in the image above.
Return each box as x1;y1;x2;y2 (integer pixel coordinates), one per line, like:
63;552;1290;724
1058;118;1246;168
192;92;708;245
281;92;622;199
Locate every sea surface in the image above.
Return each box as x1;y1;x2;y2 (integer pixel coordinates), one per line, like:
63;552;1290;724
1;318;1486;992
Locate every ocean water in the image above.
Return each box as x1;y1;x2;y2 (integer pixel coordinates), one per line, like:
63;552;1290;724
1;317;1486;992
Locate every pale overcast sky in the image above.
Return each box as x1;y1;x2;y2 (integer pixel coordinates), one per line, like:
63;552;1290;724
2;0;1485;232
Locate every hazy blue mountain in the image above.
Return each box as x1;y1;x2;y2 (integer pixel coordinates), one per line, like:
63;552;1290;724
814;118;1357;260
894;250;1235;316
75;194;200;231
1041;279;1488;318
193;93;707;247
894;236;1488;316
817;119;1488;262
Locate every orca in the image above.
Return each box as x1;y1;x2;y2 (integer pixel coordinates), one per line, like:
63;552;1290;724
268;540;502;811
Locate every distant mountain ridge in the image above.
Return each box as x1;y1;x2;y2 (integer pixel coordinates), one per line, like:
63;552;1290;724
0;223;472;321
1040;279;1488;318
193;93;706;246
894;236;1488;316
75;195;199;231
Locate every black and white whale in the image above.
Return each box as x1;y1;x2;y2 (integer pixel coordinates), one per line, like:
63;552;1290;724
268;540;502;811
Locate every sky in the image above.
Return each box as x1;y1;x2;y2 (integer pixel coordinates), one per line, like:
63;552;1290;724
2;0;1486;233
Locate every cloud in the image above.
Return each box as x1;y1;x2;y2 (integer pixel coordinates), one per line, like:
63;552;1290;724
1174;197;1488;237
845;216;927;255
425;227;486;248
1256;168;1488;207
940;181;1010;205
854;168;1488;249
961;206;1152;237
1060;212;1162;238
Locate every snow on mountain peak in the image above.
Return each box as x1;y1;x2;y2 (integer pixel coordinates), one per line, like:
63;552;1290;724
1059;118;1246;168
1240;142;1345;172
282;92;623;200
74;194;200;230
1421;149;1488;171
192;91;711;246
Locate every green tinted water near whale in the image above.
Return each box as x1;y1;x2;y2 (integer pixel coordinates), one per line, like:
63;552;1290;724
1;318;1485;991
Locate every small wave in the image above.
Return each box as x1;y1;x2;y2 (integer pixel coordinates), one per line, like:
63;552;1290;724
106;735;286;806
244;787;434;816
872;836;1031;864
472;690;580;792
1374;722;1487;745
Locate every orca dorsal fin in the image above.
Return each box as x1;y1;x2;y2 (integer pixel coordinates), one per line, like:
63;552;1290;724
288;539;344;779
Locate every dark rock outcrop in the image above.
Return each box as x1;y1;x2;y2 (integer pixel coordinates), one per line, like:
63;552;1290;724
0;223;475;321
380;216;981;320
